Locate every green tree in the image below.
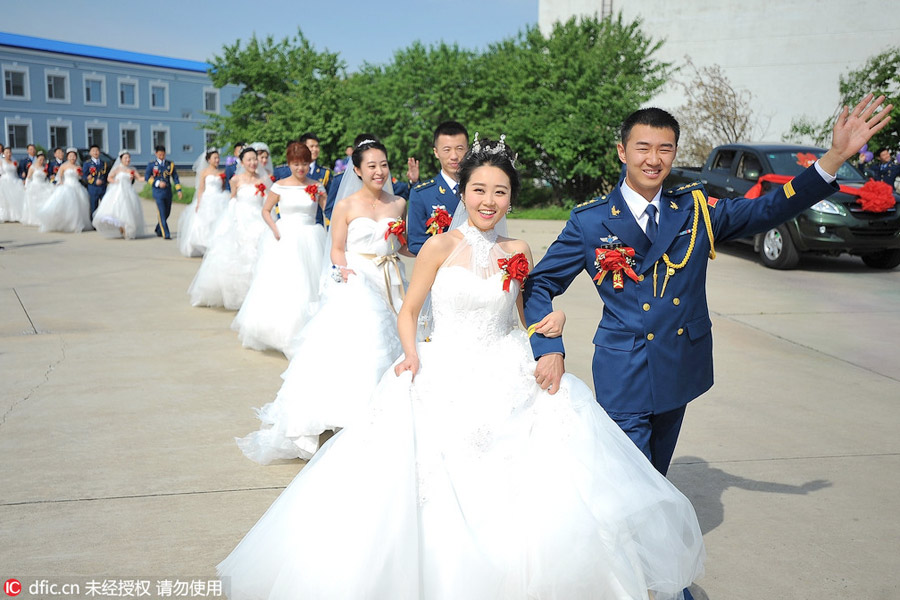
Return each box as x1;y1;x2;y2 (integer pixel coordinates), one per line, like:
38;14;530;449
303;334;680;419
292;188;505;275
786;47;899;151
480;15;671;203
205;30;346;162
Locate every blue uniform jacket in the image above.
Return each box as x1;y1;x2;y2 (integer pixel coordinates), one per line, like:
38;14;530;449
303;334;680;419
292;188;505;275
523;165;838;415
17;155;34;179
82;158;111;188
144;160;181;198
407;176;460;255
48;159;65;183
224;163;238;192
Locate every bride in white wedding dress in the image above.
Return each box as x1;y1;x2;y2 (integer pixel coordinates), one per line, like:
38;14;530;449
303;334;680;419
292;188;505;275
218;138;705;600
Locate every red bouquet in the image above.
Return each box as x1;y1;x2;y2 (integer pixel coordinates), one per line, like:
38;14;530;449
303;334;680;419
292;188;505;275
593;246;639;290
13;161;17;167
219;172;226;181
498;253;530;292
255;182;267;196
385;219;407;246
270;174;276;182
76;167;82;176
855;179;896;213
305;184;319;200
425;205;452;236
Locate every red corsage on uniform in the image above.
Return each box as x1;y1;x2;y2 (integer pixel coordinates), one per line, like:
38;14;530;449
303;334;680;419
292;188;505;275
498;253;530;292
425;205;452;236
593;246;639;290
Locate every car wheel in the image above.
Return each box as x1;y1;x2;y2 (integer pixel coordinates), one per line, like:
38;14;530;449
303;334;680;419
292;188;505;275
758;225;800;269
861;249;900;269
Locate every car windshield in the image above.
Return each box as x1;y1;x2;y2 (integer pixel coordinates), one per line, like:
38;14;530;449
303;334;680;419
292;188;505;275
766;150;865;182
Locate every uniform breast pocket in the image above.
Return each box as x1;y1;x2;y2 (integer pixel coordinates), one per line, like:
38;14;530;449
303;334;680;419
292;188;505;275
592;327;636;351
685;315;712;341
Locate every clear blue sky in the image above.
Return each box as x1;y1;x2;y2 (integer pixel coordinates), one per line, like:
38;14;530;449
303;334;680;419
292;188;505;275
5;0;538;70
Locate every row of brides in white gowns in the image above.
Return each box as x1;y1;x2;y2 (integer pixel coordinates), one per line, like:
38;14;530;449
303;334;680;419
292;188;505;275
218;222;706;599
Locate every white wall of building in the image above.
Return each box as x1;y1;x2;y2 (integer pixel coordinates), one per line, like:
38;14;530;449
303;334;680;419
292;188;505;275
539;0;900;142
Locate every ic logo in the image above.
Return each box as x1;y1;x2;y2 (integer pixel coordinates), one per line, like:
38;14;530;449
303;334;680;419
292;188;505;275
3;579;21;597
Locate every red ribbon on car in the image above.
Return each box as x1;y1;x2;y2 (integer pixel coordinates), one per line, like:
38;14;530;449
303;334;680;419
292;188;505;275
746;174;897;213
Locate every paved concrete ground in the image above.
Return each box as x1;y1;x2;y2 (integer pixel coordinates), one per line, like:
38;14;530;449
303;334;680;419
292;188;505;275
2;200;899;599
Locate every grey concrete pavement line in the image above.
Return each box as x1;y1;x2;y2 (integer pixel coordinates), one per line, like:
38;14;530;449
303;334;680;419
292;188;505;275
2;206;899;597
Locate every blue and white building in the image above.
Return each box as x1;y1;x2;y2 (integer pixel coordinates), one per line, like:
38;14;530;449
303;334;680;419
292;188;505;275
0;32;239;166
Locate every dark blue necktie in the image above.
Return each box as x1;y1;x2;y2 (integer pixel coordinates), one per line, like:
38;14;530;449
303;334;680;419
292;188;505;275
644;203;658;243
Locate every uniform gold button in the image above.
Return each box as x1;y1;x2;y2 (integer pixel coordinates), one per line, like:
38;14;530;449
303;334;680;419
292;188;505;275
667;267;675;276
646;333;655;341
677;328;684;336
673;297;680;306
638;275;645;282
642;303;650;311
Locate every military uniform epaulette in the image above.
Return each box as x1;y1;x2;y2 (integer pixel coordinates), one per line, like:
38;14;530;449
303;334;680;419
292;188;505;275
572;195;609;213
414;178;437;191
664;181;703;196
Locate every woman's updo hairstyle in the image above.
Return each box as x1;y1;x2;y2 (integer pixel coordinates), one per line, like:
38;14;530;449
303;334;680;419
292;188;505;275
286;141;312;164
239;147;258;161
205;148;219;161
351;138;388;169
457;134;520;202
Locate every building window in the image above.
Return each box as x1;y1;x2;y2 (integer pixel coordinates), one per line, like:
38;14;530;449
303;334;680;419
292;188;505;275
203;87;219;113
120;124;140;153
85;122;108;152
84;74;105;105
49;122;72;149
150;81;169;110
45;69;70;103
5;118;32;150
204;131;217;151
2;64;30;100
151;126;170;152
118;77;138;108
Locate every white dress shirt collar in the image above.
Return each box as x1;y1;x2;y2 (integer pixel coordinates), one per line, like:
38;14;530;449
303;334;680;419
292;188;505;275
619;180;661;234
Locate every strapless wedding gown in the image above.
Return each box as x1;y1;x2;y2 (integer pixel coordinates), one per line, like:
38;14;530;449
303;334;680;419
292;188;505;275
38;169;91;233
178;174;230;257
235;216;407;463
219;224;705;600
187;183;268;309
23;171;53;226
231;183;326;354
92;172;146;239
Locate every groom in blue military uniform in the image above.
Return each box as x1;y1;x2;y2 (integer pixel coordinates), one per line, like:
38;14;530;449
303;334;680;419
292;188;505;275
82;144;111;218
524;94;891;477
406;121;469;255
144;145;182;239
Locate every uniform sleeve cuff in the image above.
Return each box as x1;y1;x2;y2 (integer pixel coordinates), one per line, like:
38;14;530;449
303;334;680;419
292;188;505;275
814;160;837;183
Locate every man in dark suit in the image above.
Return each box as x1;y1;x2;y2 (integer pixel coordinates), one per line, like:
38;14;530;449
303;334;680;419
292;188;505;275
406;121;468;255
82;144;111;218
17;144;36;180
144;145;182;239
524;94;891;476
48;147;65;184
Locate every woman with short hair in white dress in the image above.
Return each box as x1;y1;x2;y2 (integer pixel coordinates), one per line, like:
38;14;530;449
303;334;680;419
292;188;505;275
231;141;327;354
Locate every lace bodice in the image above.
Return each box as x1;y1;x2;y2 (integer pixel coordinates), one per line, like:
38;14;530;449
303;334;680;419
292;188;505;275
1;160;16;176
346;217;403;256
112;171;135;184
430;225;519;343
271;183;318;224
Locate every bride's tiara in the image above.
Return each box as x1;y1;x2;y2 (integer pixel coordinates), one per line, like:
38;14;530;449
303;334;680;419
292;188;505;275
356;139;378;148
470;133;517;167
